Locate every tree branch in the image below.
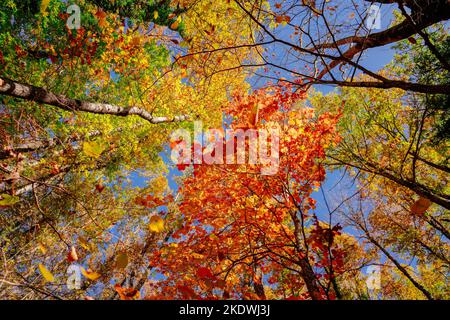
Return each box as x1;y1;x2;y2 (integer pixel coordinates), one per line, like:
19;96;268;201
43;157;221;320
0;78;190;125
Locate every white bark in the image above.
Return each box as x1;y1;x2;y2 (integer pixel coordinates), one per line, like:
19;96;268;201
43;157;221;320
0;78;190;124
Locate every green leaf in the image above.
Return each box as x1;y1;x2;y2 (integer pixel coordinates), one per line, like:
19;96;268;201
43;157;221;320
0;193;20;206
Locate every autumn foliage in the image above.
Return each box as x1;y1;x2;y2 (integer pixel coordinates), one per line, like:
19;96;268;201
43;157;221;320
0;0;448;301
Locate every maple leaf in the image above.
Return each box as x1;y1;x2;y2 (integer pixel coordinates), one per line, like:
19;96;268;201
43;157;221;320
95;183;105;193
82;141;105;158
95;9;108;28
197;267;215;280
177;285;199;299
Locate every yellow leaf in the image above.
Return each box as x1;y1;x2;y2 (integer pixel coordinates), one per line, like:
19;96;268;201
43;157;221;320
80;267;101;281
40;0;50;14
38;243;47;255
78;236;91;251
153;11;159;20
82;141;105;158
149;215;164;233
0;193;20;206
38;263;55;282
192;253;204;259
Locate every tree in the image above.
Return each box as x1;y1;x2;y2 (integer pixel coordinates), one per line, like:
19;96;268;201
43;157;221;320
0;0;448;300
311;65;449;299
144;83;370;300
173;0;450;94
0;0;258;299
392;22;450;141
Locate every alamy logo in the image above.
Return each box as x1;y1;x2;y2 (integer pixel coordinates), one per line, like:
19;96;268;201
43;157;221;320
66;264;82;290
366;5;381;30
170;121;280;175
366;265;381;290
66;4;81;30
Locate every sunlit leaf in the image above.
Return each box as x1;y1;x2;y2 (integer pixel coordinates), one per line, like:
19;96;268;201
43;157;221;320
38;263;55;282
40;0;50;14
80;267;101;281
67;246;78;262
38;243;47;255
82;141;105;158
0;194;20;206
149;215;164;233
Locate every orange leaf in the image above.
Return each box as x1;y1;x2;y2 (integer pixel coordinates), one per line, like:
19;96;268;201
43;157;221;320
80;267;101;281
114;284;140;300
275;16;284;23
95;10;107;28
411;197;431;215
248;104;259;127
67;246;78;262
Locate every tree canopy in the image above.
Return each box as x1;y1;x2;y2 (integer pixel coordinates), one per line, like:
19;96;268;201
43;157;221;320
0;0;448;300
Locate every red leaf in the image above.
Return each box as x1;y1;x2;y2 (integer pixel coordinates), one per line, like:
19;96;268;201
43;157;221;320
95;183;105;193
177;285;199;299
197;267;214;279
67;246;78;262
